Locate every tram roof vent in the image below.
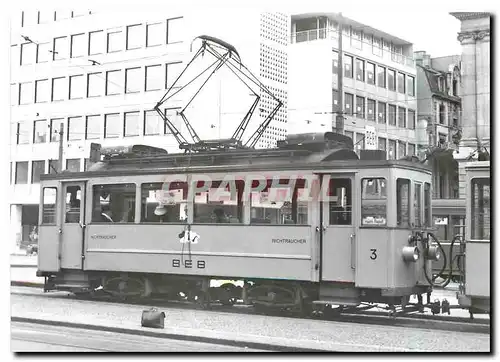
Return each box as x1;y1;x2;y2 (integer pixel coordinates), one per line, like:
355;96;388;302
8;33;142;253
359;150;387;161
277;132;353;152
101;144;168;160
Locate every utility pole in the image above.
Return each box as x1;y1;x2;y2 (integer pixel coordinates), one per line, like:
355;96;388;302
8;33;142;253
336;12;345;135
58;122;64;172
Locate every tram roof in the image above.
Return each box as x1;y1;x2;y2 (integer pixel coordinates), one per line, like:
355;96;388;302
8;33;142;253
40;146;431;181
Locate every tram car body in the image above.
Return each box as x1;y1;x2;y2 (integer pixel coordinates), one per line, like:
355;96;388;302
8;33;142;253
36;132;437;310
457;161;490;313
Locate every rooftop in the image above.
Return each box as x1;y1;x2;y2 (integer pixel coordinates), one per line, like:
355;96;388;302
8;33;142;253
291;12;412;45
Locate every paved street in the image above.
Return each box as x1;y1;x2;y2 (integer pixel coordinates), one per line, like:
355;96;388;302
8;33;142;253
10;287;490;352
12;322;262;352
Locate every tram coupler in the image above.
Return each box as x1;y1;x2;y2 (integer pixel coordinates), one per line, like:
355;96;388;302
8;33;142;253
441;299;451;315
430;299;441;315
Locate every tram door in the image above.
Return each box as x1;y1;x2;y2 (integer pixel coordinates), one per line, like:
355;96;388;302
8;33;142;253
60;182;85;269
320;175;356;282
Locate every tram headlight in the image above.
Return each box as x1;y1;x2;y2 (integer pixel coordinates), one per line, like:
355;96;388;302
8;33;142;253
402;246;420;263
425;245;441;261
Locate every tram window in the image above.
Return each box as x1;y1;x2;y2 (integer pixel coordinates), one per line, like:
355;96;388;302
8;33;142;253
193;180;244;224
414;183;422;227
424;183;431;227
471;178;490;240
141;182;187;223
92;184;136;223
65;186;81;223
396;179;410;227
361;178;387;226
433;216;448;240
329;178;352;225
42;187;57;224
250;178;308;225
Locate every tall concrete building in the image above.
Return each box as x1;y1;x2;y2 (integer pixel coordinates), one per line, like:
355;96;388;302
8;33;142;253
8;9;289;252
450;12;491;198
288;13;418;159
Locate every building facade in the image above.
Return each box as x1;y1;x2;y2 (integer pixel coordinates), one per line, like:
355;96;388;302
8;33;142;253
450;12;490;198
288;13;418;159
414;51;462;200
8;9;289;252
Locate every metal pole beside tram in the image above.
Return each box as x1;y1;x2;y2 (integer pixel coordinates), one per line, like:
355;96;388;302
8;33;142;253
336;13;345;135
58;122;64;172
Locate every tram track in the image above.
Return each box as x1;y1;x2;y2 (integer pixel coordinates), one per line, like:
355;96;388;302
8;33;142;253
11;287;489;335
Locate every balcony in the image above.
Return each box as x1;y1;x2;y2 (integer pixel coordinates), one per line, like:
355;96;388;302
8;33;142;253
290;28;416;68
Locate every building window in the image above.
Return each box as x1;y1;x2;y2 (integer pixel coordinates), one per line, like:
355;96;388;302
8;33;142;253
19;82;33;105
35;79;49;103
398;141;406;158
16;122;30;144
92;184;136;223
36;42;50;63
55;10;72;20
104;113;120;138
11;44;19;68
397;72;405;94
124;111;141;137
345;131;353;141
33;120;47;143
361;178;387;226
366;99;375;121
53;37;68;60
145;65;163;91
344;55;353;78
388;104;396;126
408;143;416;156
89;30;105;55
125;67;142;93
355;59;365;82
166;17;183;44
356;96;365;119
144;110;161;135
38;11;54;24
377;65;386;88
66;159;80;172
126;24;143;50
407;75;415;96
69;75;85;99
166;62;182;88
344;93;354;115
439;104;446;124
107;28;123;53
164;108;181;134
408;109;416;129
452;80;458;96
48;160;59;174
332;89;340;113
332;50;339;74
87;72;104;97
50;119;63;142
31;160;45;183
70;33;86;58
52;77;66;101
86;115;101;140
396;178;410;227
15;162;29;184
366;62;375;85
146;22;164;47
68;116;84;141
378;102;386;124
398;107;406;128
355;133;364;153
106;70;122;95
387;69;396;91
388;139;396;160
21;43;36;65
378;137;386;152
10;84;18;106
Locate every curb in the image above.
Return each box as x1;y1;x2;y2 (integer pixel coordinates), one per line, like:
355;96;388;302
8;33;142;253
11;316;329;352
11;281;44;288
